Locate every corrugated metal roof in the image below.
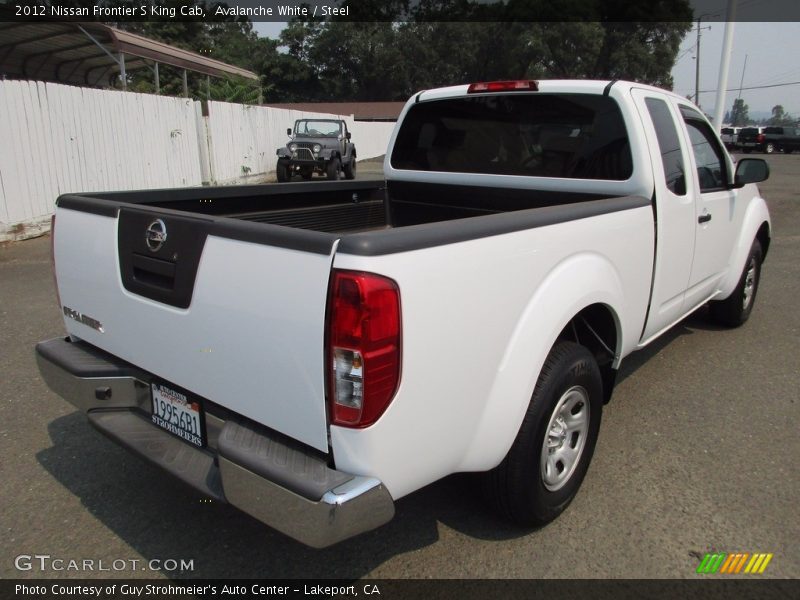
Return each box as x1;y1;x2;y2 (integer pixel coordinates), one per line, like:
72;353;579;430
0;23;258;88
263;102;406;121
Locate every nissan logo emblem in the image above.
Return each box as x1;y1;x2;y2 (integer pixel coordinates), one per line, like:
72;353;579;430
146;219;167;252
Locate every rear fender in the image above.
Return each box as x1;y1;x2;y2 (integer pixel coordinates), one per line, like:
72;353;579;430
458;252;624;471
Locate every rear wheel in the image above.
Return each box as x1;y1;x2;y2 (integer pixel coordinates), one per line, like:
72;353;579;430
709;239;763;327
743;148;752;154
326;157;340;180
784;148;793;154
485;341;603;526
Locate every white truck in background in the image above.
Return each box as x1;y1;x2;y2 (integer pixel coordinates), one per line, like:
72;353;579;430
37;80;771;548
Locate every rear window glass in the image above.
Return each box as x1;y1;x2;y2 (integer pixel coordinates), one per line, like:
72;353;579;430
721;127;733;135
740;128;759;135
764;127;783;134
644;97;686;196
391;94;632;180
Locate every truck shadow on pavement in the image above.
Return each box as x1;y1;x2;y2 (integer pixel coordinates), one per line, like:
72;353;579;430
36;309;723;576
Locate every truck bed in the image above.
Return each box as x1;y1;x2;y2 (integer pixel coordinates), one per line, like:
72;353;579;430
62;180;622;236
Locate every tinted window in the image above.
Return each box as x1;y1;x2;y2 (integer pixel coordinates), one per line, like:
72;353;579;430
721;127;733;135
685;120;727;192
740;128;759;135
644;97;686;195
391;94;632;180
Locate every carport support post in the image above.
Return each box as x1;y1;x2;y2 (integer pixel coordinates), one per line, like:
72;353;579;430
154;62;160;94
206;75;211;100
182;69;188;98
119;52;126;91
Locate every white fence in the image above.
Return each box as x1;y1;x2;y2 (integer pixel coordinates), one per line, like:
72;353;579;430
0;80;396;242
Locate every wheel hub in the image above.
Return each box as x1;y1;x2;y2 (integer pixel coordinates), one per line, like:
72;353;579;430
547;416;568;450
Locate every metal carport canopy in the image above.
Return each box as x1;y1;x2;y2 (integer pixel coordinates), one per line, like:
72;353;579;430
0;22;258;89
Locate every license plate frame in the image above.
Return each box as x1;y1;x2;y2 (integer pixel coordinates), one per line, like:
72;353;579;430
150;381;206;448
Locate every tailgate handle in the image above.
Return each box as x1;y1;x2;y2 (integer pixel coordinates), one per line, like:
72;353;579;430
131;253;176;290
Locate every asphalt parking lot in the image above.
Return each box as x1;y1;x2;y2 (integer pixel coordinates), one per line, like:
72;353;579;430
1;154;798;580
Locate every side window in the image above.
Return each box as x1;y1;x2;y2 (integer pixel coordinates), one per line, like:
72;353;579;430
644;97;686;195
684;120;727;192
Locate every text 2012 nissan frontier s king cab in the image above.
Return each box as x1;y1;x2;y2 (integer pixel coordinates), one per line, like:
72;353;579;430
37;80;771;548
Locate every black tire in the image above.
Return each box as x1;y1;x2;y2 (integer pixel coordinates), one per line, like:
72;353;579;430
326;157;340;180
709;239;763;327
764;142;775;154
485;341;603;526
276;162;290;182
743;148;752;154
343;156;357;180
783;148;793;154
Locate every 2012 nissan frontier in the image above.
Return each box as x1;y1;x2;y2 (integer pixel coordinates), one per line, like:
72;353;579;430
36;80;771;548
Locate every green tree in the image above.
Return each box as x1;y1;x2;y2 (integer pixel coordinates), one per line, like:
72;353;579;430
261;0;692;101
729;98;750;127
769;105;795;126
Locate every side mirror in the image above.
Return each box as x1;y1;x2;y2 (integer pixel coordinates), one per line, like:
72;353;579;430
287;128;292;136
346;131;352;140
733;158;769;188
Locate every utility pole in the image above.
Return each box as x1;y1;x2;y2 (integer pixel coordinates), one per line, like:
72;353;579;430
693;14;714;108
694;17;702;107
737;54;748;100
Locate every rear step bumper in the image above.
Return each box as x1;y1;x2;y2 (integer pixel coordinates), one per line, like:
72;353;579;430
35;337;395;548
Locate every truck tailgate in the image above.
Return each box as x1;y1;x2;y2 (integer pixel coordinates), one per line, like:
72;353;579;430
53;205;335;453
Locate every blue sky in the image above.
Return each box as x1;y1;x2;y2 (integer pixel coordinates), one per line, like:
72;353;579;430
254;21;800;118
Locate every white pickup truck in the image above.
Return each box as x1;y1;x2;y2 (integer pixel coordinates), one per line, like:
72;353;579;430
37;80;771;548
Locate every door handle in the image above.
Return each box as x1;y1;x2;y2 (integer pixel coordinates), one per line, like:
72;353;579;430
698;213;712;224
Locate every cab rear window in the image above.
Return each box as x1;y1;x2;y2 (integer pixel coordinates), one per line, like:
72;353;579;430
391;94;632;180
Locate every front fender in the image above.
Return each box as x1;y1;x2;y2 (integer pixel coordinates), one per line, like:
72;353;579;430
717;188;771;299
276;148;290;158
458;252;626;472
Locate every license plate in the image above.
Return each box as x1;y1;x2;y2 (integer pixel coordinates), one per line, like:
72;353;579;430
150;382;205;447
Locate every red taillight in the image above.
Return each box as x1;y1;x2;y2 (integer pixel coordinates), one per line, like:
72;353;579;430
467;80;538;94
327;270;401;428
50;214;61;308
757;133;765;143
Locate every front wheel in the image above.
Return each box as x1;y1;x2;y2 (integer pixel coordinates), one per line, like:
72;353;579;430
485;341;603;526
709;239;763;327
343;156;357;180
764;142;775;154
326;157;340;180
276;162;290;182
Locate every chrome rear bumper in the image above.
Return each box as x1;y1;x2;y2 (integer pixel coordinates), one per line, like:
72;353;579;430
35;337;394;548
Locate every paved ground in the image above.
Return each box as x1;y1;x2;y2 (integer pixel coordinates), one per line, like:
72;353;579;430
1;155;797;580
